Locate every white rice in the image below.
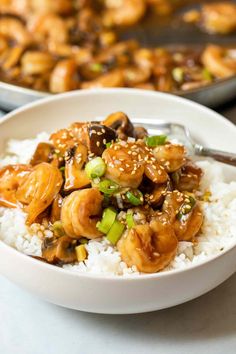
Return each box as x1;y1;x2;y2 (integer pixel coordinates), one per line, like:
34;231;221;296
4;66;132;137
0;136;236;276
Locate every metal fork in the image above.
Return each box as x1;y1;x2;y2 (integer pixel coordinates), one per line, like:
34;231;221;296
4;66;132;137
132;118;236;167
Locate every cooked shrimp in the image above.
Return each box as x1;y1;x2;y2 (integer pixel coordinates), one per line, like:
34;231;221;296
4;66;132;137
21;51;55;75
201;2;236;34
61;188;103;239
0;0;30;17
1;46;24;70
81;69;124;89
16;163;63;225
31;0;73;15
0;34;8;55
49;59;79;93
153;142;186;172
0;165;31;208
117;219;178;273
103;0;146;26
123;66;151;86
103;140;168;187
163;191;203;241
0;18;31;46
201;45;236;78
29;13;69;44
102;142;145;188
50;127;79;155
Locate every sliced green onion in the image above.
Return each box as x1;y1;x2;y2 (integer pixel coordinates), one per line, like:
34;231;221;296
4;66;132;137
97;207;117;234
79;238;88;245
52;221;65;237
177;195;196;220
106;220;125;245
99;179;119;195
90;63;103;72
145;135;167;147
172;67;184;83
126;213;135;229
85;157;106;179
202;68;212;81
126;190;143;206
106;142;112;148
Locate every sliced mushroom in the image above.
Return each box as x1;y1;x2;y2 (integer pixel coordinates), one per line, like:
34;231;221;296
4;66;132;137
30;142;55;166
133;126;148;139
76;123;117;155
64;143;90;191
102;111;135;139
42;236;77;264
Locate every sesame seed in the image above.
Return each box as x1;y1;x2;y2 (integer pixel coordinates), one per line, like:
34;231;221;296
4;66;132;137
96;141;100;147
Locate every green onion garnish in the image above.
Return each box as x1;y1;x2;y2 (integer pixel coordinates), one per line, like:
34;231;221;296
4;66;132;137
126;213;135;229
106;220;125;245
172;67;184;83
85;157;106;179
126;190;143;206
106;142;112;148
90;63;103;72
79;238;88;245
202;68;212;81
177;195;196;220
99;179;119;195
145;135;167;147
97;207;117;234
52;221;65;237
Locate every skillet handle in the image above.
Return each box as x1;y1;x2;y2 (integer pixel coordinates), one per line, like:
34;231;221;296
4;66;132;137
194;144;236;167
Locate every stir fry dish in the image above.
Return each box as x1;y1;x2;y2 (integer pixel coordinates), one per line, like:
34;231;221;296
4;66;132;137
0;113;204;273
183;1;236;35
0;0;235;94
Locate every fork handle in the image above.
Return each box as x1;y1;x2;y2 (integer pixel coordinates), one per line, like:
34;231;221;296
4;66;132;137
194;144;236;167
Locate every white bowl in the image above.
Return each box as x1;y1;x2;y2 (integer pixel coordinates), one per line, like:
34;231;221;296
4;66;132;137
0;89;236;314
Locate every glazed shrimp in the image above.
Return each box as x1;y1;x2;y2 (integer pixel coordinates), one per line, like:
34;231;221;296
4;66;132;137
202;45;236;78
81;69;124;89
1;46;24;70
153;142;186;172
117;219;178;273
102;142;145;188
103;141;168;187
61;188;104;239
21;51;55;75
0;18;31;46
0;165;31;208
201;2;236;34
103;0;146;26
163;191;203;241
31;0;73;15
16;163;63;225
29;13;69;44
49;59;80;93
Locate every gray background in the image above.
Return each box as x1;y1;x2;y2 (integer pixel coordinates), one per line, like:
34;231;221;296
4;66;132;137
0;101;236;354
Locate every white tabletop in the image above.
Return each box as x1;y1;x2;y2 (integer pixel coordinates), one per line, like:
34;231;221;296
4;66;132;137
1;274;236;354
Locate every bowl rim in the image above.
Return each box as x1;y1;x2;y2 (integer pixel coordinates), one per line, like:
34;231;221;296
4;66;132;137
0;87;236;281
